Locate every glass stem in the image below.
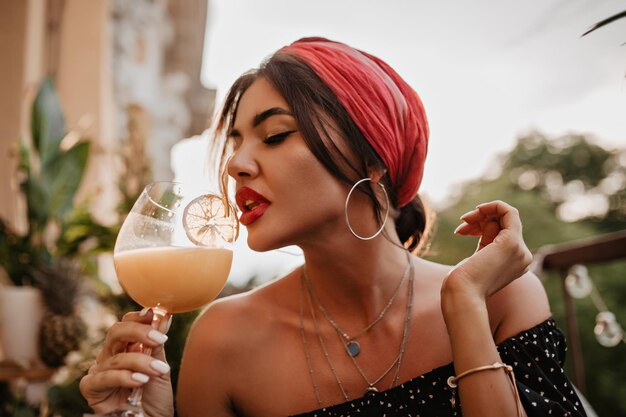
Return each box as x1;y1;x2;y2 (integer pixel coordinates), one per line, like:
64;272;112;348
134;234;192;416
127;307;168;409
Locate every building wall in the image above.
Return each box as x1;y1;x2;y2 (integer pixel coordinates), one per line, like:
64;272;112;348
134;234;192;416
0;0;117;228
165;0;216;136
0;0;47;232
0;0;212;229
55;0;118;223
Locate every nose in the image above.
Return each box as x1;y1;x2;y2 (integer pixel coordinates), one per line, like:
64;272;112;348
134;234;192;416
227;144;259;181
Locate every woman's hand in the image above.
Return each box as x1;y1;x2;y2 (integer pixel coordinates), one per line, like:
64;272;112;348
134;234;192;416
443;200;533;304
79;308;175;417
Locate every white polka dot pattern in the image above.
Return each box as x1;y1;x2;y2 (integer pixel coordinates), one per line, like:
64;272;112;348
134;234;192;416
291;319;587;417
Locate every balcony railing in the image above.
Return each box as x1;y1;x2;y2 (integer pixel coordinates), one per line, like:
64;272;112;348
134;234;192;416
533;229;626;395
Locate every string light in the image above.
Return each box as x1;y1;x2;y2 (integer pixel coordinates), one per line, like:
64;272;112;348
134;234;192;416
565;265;593;299
594;312;624;348
564;264;626;347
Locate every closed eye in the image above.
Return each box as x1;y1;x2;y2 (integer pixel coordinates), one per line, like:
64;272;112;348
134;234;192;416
264;130;296;145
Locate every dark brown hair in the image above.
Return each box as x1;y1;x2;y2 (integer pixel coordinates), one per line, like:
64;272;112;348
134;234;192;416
213;52;431;253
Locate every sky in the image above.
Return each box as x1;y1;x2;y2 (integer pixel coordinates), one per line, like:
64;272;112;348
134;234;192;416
176;0;626;284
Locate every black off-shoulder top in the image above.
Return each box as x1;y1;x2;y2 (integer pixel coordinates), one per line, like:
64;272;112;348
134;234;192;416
291;319;586;417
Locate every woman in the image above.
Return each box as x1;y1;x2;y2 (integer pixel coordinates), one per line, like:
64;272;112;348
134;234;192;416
80;38;586;417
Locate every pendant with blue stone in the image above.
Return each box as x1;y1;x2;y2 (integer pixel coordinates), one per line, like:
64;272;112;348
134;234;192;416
346;340;360;357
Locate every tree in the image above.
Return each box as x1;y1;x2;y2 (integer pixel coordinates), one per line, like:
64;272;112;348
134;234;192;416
425;131;626;416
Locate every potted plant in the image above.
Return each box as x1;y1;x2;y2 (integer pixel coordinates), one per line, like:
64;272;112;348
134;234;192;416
0;78;115;369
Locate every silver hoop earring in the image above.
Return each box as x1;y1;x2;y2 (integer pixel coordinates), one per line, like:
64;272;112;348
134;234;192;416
344;177;390;241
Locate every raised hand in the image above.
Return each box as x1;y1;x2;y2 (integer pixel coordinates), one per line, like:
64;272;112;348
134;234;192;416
444;200;533;301
79;309;175;417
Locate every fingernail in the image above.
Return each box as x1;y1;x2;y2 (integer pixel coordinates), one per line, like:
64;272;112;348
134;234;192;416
139;307;151;317
131;372;150;383
164;315;173;333
150;359;171;374
453;224;464;234
459;210;473;220
148;329;168;344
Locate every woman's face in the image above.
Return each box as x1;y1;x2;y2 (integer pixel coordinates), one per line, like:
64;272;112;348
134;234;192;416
227;77;350;251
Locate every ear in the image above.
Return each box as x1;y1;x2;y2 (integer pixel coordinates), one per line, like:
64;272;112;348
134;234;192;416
366;166;387;184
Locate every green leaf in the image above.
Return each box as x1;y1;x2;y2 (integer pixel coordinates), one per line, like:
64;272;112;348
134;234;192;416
13;407;36;417
0;219;47;285
47;378;92;417
57;209;118;256
23;175;49;232
43;142;90;220
18;136;31;174
0;221;13;281
31;77;66;168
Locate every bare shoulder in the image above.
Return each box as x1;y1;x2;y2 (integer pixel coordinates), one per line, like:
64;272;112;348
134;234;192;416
487;271;552;343
187;268;300;348
177;269;300;416
414;257;551;342
412;256;455;286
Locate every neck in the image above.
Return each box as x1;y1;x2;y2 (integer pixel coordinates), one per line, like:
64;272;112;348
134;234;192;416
298;225;411;328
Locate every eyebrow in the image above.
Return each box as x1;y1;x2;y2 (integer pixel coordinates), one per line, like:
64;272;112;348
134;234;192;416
229;107;294;138
253;107;293;127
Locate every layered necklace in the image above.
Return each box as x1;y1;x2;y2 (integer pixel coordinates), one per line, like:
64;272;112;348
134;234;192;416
299;278;349;405
299;255;414;402
302;251;411;357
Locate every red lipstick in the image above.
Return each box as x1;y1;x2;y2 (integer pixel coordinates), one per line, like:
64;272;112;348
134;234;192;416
236;187;271;226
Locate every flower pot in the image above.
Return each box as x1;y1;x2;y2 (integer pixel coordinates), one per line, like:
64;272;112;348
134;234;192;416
0;286;44;367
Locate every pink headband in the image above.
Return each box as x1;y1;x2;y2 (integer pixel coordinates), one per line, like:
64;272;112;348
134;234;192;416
279;37;429;207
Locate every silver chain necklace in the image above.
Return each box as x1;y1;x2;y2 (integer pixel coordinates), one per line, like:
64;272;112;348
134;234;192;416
342;263;413;396
302;251;410;357
299;261;414;400
300;275;349;406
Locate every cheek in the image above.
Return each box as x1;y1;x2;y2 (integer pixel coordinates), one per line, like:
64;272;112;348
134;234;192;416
269;149;347;225
287;152;344;204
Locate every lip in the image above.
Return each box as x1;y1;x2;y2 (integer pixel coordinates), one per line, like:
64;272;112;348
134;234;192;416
236;187;271;226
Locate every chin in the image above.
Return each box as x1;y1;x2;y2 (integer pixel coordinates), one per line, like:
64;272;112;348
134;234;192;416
245;230;281;253
246;238;273;253
244;223;295;253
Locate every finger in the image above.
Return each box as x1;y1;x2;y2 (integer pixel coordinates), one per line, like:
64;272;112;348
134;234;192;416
159;314;173;334
82;368;151;397
459;209;487;224
103;309;153;356
477;220;502;250
123;309;172;334
122;307;154;324
454;222;482;235
96;352;171;378
124;310;172;361
475;200;522;233
99;321;168;362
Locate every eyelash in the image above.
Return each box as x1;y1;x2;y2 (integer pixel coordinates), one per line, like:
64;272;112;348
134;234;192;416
264;130;295;145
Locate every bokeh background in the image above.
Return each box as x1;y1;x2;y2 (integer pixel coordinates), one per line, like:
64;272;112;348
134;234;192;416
0;0;624;416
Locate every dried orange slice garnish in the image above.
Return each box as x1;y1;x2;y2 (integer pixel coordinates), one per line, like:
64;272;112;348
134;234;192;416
183;194;239;246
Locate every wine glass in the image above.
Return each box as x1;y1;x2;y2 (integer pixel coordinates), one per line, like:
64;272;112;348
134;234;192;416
88;181;238;417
